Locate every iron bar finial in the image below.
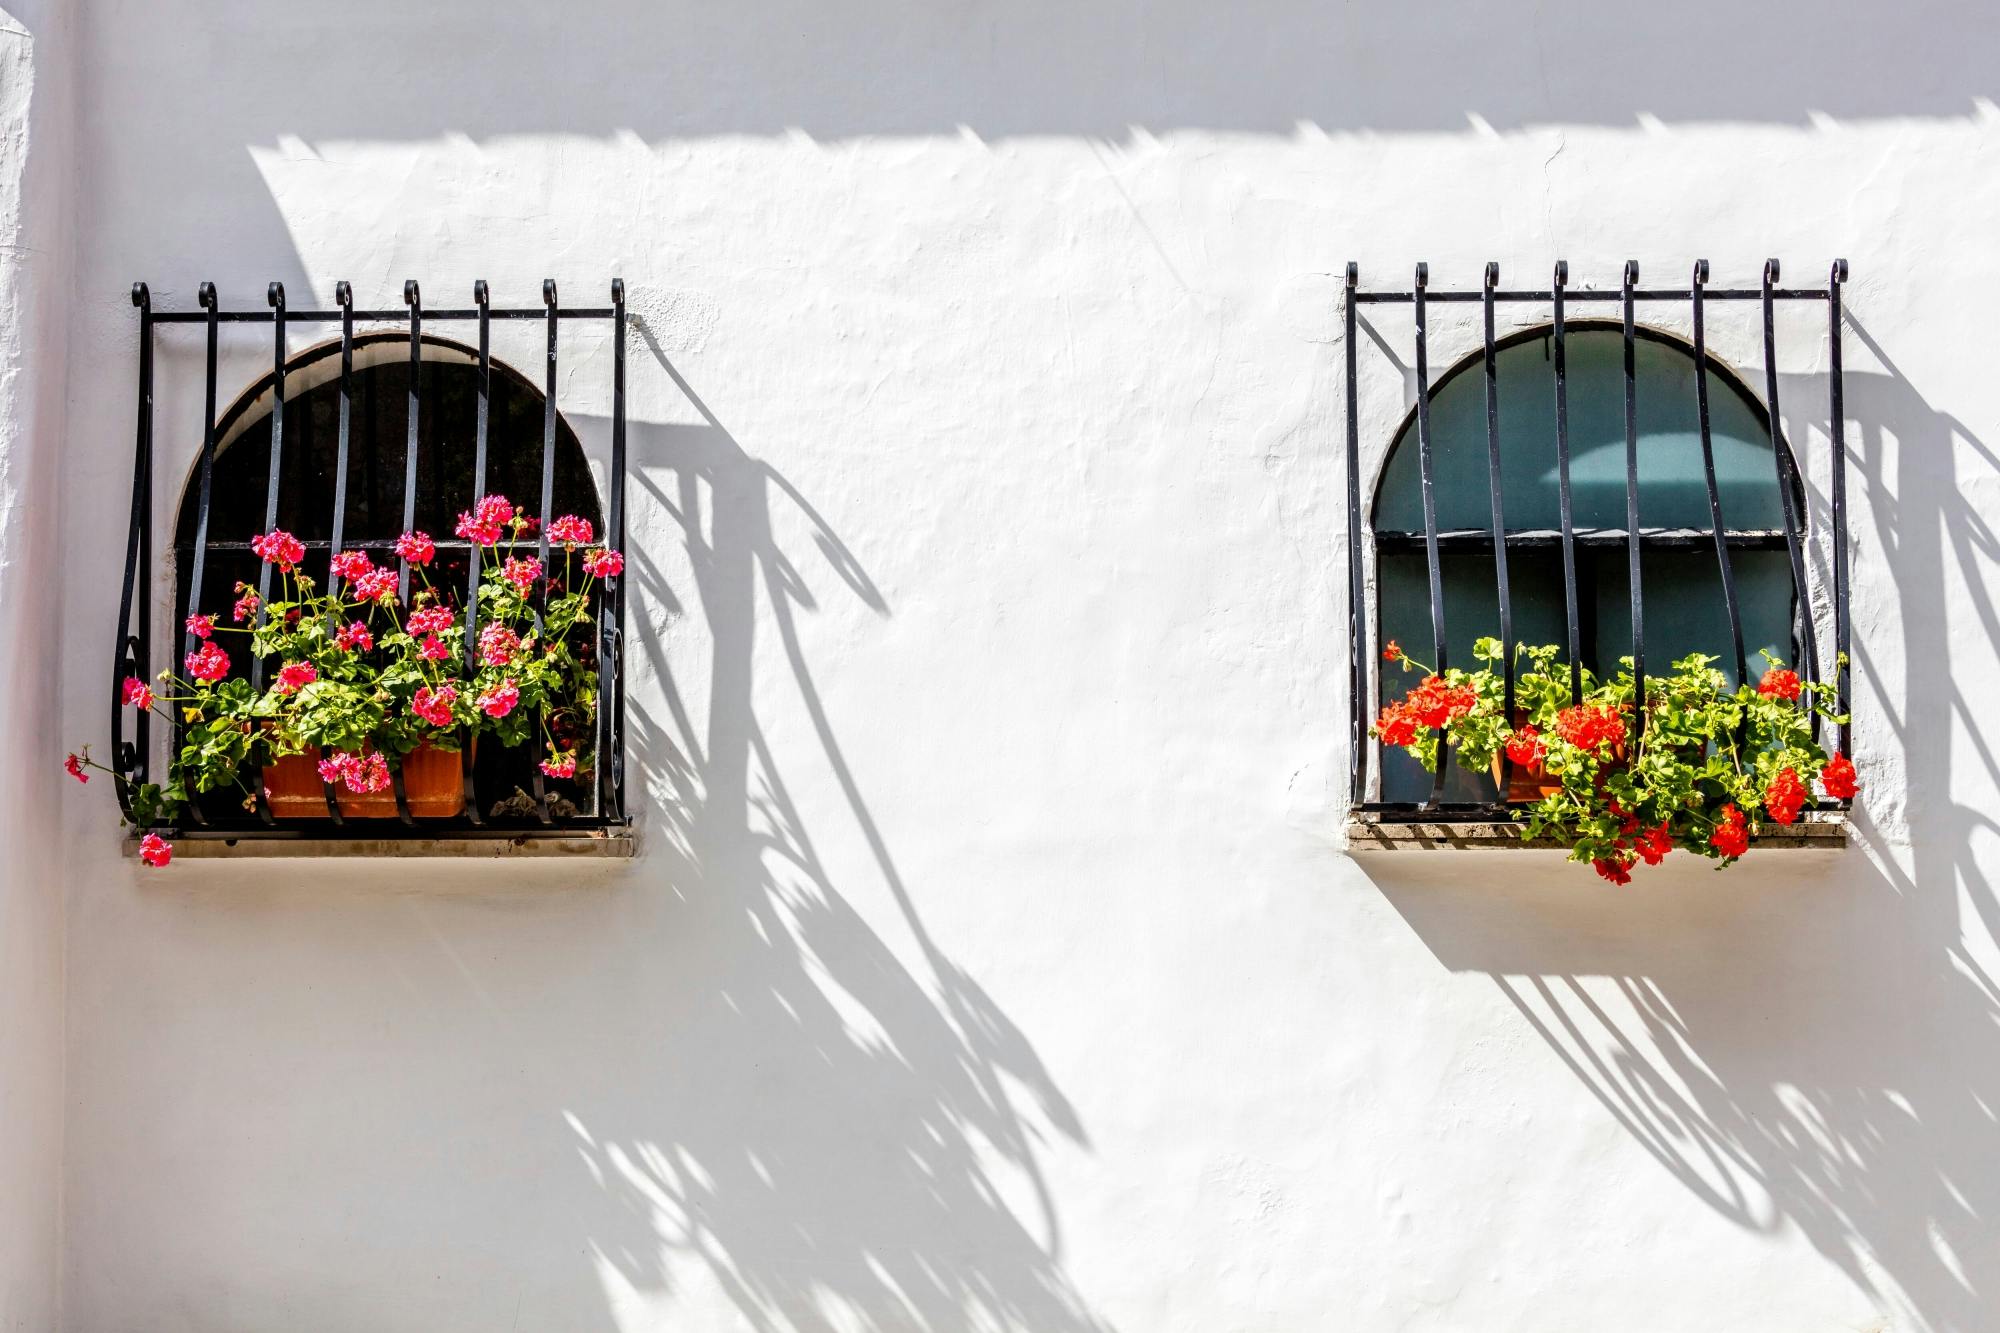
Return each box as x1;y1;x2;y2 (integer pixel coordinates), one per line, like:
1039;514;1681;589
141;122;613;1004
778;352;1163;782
610;277;624;305
1484;261;1498;289
1345;261;1358;291
267;282;284;310
1693;258;1709;287
1624;259;1639;289
334;281;352;308
403;279;420;308
197;281;217;309
131;282;150;310
1832;258;1849;285
1764;258;1781;288
473;279;489;307
543;278;558;308
1414;261;1428;290
1553;259;1568;287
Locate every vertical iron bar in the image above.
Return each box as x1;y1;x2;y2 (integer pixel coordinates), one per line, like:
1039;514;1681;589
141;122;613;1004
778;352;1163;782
320;283;357;826
604;278;628;820
398;280;422;606
328;284;355;595
1762;259;1822;704
462;281;491;826
1622;261;1645;730
528;279;558;824
1552;261;1582;702
112;284;154;818
1345;264;1367;807
1411;264;1449;807
1828;259;1852;758
251;283;286;696
1481;262;1515;796
185;284;222;665
388;280;420;826
1691;260;1747;687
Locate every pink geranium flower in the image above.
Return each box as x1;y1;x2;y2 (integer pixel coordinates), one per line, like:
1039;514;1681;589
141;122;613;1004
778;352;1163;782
250;529;306;571
407;606;455;635
329;550;374;583
394;531;436;566
478;622;519;667
352;567;399;604
412;685;456;728
539;751;578;779
65;753;88;784
138;832;172;867
502;556;542;594
334;621;374;653
121;676;155;710
275;661;318;694
232;584;261;623
184;612;215;639
185;641;230;683
477;679;520;718
548;515;593;547
418;634;451;661
582;547;623;579
455;493;516;547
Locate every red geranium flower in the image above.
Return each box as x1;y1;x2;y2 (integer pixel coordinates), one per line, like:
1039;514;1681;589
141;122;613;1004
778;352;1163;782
1764;766;1807;825
1382;640;1402;662
478;623;520;667
121;676;155;710
1709;804;1750;858
334;621;374;653
1505;724;1545;767
502;556;543;594
1758;667;1801;701
184;612;215;639
582;547;624;579
352;567;399;604
232;584;261;624
1635;822;1673;866
1821;752;1858;800
1375;703;1417;748
539;751;578;779
1555;704;1625;753
1593;855;1634;886
65;753;88;784
418;634;451;662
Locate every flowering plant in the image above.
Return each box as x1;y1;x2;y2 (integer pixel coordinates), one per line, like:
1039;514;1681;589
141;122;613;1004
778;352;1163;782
1373;637;1857;884
67;494;622;866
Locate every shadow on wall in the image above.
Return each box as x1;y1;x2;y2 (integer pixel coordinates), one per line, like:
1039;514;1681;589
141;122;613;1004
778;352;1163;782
1358;343;2000;1331
99;0;1999;143
554;339;1107;1330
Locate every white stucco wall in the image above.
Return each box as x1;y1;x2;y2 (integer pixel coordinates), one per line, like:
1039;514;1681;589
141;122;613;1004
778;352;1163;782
0;4;70;1328
46;3;2000;1330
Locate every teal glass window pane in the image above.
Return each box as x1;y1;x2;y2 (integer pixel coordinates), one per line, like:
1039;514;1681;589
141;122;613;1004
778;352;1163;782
1373;327;1783;535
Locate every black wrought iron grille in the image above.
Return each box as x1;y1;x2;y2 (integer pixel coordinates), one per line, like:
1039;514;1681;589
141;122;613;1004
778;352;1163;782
1344;259;1852;821
112;279;629;839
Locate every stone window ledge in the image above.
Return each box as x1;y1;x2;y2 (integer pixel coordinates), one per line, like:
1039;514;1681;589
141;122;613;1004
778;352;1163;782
1346;813;1847;852
122;830;637;860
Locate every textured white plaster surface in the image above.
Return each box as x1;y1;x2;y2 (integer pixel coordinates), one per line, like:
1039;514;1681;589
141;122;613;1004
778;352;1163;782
39;3;2000;1330
0;3;69;1329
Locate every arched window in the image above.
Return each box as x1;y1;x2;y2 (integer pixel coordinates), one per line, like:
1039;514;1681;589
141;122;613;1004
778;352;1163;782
169;333;605;820
1371;323;1803;805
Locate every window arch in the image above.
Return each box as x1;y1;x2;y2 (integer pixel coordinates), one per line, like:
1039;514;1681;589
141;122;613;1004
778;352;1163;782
168;333;605;821
1371;322;1803;805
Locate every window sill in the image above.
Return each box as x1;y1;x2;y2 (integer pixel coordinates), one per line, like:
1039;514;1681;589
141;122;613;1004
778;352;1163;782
122;829;637;860
1346;812;1847;852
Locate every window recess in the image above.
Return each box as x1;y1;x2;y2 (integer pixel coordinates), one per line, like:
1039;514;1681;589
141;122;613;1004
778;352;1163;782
1344;260;1853;828
111;279;630;849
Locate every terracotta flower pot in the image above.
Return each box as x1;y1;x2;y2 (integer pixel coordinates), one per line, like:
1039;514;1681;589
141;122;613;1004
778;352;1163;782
264;741;466;819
